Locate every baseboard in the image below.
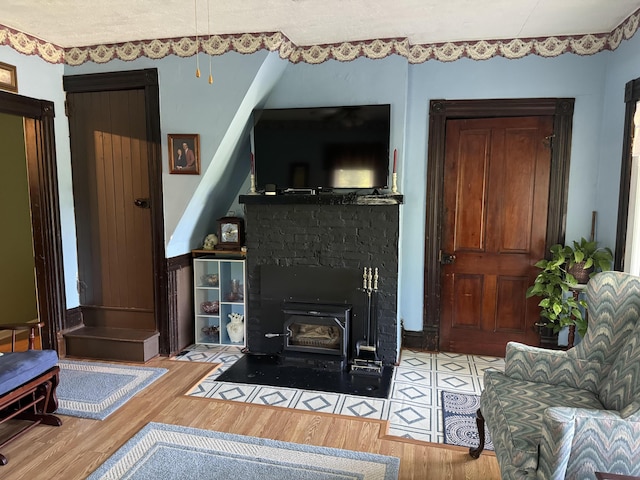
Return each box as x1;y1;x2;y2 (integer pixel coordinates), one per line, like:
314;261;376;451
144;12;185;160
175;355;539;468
402;327;439;352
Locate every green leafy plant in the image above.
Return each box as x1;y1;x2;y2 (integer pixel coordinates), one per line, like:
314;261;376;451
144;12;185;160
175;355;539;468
565;237;613;273
526;239;613;338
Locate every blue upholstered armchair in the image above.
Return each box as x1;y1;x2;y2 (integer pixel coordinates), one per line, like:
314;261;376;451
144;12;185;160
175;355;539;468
470;271;640;479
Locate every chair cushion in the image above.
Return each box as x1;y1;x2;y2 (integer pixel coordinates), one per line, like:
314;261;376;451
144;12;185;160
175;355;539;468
481;370;604;472
599;323;640;411
0;350;59;396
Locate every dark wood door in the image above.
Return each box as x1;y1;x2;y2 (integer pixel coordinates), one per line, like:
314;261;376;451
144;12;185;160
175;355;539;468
68;89;155;330
439;116;552;356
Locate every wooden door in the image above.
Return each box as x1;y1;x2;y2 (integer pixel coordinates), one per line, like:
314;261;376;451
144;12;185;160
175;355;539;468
67;89;155;330
439;116;552;356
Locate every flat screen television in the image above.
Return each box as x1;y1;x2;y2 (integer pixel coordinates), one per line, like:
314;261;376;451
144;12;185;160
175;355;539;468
252;104;390;191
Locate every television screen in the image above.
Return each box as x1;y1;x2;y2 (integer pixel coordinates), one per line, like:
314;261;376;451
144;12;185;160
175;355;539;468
252;104;390;191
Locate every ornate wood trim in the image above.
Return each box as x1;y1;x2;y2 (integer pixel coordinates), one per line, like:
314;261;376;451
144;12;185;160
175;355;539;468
422;98;574;350
1;91;66;351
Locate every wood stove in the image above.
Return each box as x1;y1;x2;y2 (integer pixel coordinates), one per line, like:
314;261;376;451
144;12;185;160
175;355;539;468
282;302;350;361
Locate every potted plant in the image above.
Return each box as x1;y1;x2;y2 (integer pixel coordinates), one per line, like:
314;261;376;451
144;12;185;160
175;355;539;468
526;239;613;339
564;237;614;284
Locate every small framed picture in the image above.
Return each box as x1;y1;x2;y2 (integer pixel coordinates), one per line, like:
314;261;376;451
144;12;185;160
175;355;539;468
0;62;18;93
168;133;200;174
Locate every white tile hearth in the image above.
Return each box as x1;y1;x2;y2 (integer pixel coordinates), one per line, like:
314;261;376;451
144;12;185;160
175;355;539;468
175;345;504;444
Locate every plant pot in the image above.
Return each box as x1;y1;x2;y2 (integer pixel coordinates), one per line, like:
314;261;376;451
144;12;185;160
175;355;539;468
535;321;560;350
567;262;594;284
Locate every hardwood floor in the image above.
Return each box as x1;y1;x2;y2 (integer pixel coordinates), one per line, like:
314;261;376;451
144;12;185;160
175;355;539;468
0;357;500;479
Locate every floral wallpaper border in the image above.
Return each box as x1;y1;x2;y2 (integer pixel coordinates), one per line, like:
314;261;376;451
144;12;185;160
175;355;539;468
1;7;639;66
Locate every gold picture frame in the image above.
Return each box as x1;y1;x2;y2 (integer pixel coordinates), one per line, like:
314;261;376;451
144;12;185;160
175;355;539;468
168;133;200;174
0;62;18;93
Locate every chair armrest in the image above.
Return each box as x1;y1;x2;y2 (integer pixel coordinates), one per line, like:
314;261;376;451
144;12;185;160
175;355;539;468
539;406;640;480
0;322;44;351
504;342;604;393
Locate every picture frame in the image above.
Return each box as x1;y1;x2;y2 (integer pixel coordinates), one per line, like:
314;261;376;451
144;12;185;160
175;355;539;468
168;133;200;174
0;62;18;93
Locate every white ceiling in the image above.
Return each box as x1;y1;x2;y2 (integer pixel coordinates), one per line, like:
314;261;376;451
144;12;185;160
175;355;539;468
1;0;639;49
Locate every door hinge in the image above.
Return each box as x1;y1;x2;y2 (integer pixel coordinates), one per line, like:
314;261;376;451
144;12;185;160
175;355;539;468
543;134;555;148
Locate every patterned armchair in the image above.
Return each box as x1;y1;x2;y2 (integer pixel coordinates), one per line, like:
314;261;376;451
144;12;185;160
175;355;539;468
470;271;640;479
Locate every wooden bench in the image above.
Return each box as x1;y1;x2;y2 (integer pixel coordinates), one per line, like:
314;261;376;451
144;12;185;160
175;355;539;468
0;323;61;465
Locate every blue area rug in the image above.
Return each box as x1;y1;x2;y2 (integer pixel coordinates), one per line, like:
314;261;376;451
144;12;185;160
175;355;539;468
441;391;494;450
56;360;167;420
87;422;400;480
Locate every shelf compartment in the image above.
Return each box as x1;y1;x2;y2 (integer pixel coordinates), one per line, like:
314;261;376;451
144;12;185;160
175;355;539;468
220;303;245;345
196;316;221;344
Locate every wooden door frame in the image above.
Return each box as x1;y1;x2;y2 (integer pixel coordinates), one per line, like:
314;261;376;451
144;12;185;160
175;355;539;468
0;91;66;351
614;77;640;271
62;69;170;354
410;98;575;351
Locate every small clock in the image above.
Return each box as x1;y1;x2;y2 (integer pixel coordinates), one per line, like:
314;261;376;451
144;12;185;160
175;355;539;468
216;216;244;249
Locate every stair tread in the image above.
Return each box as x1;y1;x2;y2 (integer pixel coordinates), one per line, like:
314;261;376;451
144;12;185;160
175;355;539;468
64;326;159;342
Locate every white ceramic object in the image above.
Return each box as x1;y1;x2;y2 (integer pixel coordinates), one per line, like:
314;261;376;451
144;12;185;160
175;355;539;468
226;313;244;343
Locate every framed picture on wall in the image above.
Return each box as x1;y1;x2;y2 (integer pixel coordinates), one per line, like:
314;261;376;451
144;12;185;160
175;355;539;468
168;133;200;174
0;62;18;93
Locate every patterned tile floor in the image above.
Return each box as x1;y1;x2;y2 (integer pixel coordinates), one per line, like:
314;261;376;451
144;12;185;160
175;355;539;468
174;345;505;443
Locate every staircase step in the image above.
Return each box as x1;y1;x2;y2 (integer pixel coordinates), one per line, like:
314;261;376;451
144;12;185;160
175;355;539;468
64;327;159;363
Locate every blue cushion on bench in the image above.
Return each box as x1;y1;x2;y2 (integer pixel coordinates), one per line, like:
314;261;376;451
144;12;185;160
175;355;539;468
0;350;59;396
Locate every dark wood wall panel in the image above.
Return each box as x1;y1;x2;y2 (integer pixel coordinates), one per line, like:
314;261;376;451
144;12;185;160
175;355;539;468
452;275;483;328
454;130;489;252
495;276;527;332
501;129;536;253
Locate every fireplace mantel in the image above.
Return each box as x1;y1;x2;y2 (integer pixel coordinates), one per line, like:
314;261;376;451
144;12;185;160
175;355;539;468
239;192;403;206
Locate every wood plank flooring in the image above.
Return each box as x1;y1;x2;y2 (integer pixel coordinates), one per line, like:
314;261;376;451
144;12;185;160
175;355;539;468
0;357;500;479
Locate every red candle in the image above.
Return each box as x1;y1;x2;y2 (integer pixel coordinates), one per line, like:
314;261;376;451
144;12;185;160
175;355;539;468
250;152;255;175
393;149;397;173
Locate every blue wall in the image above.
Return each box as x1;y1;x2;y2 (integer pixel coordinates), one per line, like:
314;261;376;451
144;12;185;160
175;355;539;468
2;32;640;336
400;52;612;329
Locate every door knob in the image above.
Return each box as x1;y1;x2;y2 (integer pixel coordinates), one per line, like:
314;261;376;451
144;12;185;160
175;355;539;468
440;251;456;264
134;198;150;209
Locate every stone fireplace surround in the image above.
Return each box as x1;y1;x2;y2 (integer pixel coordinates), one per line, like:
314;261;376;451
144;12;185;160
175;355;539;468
239;193;402;366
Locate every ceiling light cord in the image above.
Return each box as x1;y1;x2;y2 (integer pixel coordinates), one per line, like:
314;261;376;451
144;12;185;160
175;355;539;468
195;0;200;78
208;0;213;84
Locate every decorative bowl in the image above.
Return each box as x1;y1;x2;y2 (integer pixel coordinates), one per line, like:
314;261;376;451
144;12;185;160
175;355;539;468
201;325;219;342
200;300;220;314
201;274;219;287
